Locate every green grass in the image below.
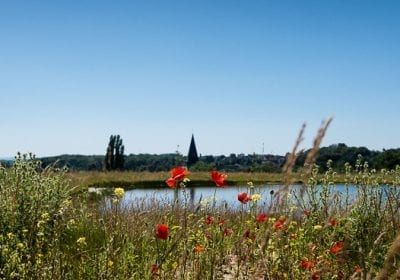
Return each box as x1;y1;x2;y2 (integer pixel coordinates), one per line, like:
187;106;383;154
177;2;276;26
1;155;400;279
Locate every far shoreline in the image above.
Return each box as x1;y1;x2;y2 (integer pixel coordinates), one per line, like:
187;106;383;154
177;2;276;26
66;170;397;191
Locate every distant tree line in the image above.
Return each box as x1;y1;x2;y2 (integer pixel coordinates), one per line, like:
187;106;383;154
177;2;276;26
38;153;285;172
37;143;400;172
294;143;400;171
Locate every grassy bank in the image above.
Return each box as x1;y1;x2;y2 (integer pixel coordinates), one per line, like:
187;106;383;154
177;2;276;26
66;169;399;192
65;171;286;191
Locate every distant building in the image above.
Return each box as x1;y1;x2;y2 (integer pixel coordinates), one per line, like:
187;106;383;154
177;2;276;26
187;134;199;167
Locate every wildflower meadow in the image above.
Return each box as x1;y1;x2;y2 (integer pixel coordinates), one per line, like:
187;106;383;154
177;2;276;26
1;140;400;279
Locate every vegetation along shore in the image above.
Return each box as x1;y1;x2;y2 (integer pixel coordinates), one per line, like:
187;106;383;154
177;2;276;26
1;120;400;279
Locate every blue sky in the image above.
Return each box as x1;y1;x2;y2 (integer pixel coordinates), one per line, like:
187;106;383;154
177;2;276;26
1;1;399;157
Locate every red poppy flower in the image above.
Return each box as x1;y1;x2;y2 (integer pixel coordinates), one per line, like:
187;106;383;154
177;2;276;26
205;215;214;225
211;171;227;187
238;192;251;204
223;228;233;236
304;209;311;216
194;245;205;253
155;224;169;240
330;241;345;254
165;166;189;188
166;177;177;188
151;264;159;276
273;216;286;230
256;213;267;223
300;259;315;270
171;166;189;180
329;219;337;227
219;219;225;226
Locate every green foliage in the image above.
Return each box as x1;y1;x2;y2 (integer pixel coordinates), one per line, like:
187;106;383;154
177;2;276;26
0;153;71;279
40;155;104;171
40;153;285;172
2;155;400;279
296;143;400;172
105;135;125;171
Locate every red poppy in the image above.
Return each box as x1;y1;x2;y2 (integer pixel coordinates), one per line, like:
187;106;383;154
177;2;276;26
211;171;227;187
238;192;251;204
330;241;345;254
166;177;177;188
329;219;337;227
219;219;225;226
205;215;214;225
171;166;189;180
194;245;205;253
300;259;315;270
223;228;233;236
155;224;169;240
204;232;212;239
151;264;159;276
256;213;267;223
273;216;286;230
165;166;189;188
304;209;311;216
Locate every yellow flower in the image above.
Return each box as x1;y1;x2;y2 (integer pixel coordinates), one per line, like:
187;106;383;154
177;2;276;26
114;188;125;199
17;243;24;250
41;212;50;220
251;194;261;201
108;260;114;267
76;237;87;247
313;225;323;231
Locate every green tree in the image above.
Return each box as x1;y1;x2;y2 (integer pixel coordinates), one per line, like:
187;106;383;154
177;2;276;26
105;135;125;171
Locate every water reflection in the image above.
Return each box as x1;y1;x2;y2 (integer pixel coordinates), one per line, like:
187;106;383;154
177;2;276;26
118;184;359;209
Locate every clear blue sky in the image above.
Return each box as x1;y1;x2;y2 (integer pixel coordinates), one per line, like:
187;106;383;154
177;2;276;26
1;0;399;157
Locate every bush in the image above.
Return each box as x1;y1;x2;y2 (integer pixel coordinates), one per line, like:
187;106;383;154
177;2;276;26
0;154;71;279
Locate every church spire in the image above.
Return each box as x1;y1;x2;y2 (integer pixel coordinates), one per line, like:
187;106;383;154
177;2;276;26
187;134;199;167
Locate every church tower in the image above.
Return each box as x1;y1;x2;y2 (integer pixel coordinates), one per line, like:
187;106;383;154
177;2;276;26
187;134;199;167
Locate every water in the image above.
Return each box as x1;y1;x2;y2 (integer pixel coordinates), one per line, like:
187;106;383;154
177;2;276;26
118;184;361;209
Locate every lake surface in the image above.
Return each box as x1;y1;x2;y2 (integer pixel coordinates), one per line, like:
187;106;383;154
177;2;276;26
118;184;361;209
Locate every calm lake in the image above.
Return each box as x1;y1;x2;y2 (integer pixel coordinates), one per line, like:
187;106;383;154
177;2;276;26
116;184;361;209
